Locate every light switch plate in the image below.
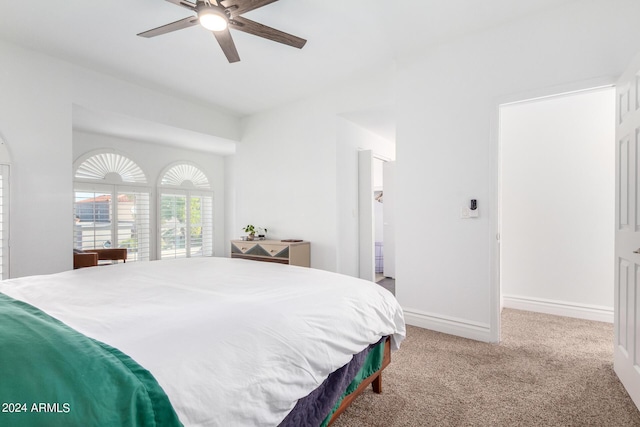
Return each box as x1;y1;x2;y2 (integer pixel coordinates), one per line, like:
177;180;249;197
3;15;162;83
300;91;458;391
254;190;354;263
461;207;479;219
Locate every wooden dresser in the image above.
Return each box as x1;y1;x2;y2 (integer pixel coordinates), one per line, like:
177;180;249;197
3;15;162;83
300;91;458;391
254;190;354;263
230;240;310;267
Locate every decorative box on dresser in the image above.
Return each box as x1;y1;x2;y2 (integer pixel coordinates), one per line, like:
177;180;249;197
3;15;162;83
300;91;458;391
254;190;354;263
230;240;310;267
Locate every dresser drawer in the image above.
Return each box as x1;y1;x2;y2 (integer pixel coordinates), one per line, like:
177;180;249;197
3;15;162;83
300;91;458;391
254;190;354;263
231;242;258;254
260;244;289;258
230;240;310;267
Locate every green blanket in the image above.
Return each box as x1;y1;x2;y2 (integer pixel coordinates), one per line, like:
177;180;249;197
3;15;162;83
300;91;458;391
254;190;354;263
320;339;386;427
0;293;182;427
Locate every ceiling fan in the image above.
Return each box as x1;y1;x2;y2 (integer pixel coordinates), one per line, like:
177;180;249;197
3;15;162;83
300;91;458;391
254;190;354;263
137;0;306;63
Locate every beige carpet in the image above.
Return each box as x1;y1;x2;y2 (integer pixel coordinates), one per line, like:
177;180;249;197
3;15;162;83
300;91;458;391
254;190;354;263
333;309;640;426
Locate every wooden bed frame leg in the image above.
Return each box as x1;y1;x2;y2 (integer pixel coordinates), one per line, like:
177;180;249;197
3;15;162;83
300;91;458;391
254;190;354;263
372;373;382;394
328;339;391;426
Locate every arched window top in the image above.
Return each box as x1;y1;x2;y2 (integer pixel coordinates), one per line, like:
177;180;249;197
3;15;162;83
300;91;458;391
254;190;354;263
160;163;210;189
75;152;147;184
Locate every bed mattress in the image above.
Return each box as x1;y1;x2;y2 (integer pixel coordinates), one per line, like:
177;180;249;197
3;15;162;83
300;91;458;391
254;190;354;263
0;257;405;426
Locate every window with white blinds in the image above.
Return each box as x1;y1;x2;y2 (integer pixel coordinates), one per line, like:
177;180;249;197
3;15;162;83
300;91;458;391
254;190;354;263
74;188;151;262
159;164;213;260
74;152;150;262
118;191;150;261
190;194;213;257
0;165;9;279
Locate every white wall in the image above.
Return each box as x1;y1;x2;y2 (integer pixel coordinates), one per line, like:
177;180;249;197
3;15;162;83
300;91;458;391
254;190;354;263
235;96;339;270
395;0;640;341
73;131;228;258
224;155;237;256
336;119;395;277
500;88;615;321
232;69;395;273
71;70;238;143
0;42;73;278
0;39;239;277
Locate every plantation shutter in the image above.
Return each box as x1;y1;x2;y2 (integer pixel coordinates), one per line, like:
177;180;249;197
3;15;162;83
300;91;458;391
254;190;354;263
159;164;213;259
188;194;214;258
74;189;113;250
74;187;151;262
200;195;213;257
160;193;188;259
117;191;151;262
74;152;150;262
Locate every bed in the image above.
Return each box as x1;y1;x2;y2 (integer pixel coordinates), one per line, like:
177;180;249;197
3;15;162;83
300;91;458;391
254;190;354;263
0;257;405;426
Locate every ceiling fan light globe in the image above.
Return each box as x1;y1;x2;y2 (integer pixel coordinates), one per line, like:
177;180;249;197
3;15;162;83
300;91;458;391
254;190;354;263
199;10;228;32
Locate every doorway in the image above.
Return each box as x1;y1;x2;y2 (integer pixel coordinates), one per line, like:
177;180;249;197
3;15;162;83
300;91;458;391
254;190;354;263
373;157;396;294
358;150;396;292
374;157;385;282
498;87;615;323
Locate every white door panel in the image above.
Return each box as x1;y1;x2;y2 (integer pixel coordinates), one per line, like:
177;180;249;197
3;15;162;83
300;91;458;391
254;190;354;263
614;53;640;410
383;161;396;278
358;150;375;281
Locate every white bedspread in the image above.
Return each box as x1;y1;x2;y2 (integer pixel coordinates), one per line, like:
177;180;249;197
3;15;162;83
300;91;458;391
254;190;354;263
0;257;405;426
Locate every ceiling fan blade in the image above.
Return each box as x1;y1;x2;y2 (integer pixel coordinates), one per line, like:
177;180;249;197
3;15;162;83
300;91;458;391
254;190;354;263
221;0;279;18
212;28;241;63
138;16;199;38
230;16;306;49
165;0;197;11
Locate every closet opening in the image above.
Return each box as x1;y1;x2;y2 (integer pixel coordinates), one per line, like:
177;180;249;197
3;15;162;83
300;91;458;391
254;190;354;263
498;86;615;335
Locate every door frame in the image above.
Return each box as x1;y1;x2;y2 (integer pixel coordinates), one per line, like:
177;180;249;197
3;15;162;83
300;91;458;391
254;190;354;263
358;150;375;281
490;76;616;343
382;159;396;279
358;151;393;282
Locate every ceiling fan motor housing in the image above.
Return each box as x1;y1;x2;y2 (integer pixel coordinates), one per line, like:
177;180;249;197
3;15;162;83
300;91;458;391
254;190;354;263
197;2;230;31
197;1;232;18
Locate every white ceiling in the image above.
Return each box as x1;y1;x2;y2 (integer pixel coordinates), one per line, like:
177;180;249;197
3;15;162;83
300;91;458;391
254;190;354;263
0;0;574;147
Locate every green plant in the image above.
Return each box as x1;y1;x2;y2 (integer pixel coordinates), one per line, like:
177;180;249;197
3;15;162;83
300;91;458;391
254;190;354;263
242;225;267;236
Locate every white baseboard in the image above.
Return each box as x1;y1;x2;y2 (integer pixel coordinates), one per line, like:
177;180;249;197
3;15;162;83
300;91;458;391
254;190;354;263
402;307;493;342
502;295;613;323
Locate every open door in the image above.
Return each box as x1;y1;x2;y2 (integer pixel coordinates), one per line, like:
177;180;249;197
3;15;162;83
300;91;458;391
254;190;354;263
383;161;396;278
358;150;375;281
614;53;640;410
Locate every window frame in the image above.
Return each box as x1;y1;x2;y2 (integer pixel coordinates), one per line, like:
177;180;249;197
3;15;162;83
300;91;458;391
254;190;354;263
157;162;214;260
74;182;152;261
73;150;151;262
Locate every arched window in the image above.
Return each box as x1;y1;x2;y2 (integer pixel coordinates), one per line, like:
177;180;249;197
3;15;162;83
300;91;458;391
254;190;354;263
158;163;213;259
73;151;150;262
